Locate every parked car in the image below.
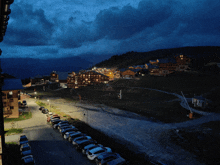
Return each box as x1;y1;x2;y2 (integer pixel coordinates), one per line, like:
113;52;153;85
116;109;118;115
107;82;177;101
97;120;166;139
58;123;72;131
50;118;61;126
82;144;103;155
53;121;69;129
21;144;32;157
50;118;61;125
95;152;122;165
68;132;86;142
22;100;27;106
42;109;49;114
75;139;97;150
72;136;92;145
59;125;76;132
64;131;81;140
19;135;28;146
47;115;60;122
63;130;80;139
21;155;35;165
20;143;31;152
87;147;112;161
104;157;127;165
61;127;78;136
39;107;45;111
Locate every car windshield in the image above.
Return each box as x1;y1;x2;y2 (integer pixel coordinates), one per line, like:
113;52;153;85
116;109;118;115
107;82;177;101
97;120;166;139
94;150;105;154
71;134;81;139
76;137;85;140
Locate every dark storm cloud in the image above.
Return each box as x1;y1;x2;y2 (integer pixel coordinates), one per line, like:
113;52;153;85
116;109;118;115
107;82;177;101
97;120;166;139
58;0;173;48
5;3;54;46
93;1;172;40
169;1;220;36
57;21;95;48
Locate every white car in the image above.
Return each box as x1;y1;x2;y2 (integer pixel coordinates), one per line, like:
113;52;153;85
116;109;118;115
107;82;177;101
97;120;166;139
72;136;92;145
87;147;112;161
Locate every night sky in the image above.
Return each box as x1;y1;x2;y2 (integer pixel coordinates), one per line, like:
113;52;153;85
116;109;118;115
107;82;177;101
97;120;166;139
1;0;220;63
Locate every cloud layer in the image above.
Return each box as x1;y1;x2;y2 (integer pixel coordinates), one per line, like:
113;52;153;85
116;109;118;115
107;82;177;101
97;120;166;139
1;0;220;63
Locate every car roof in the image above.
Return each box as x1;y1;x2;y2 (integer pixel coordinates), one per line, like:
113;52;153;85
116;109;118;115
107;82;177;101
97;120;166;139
98;152;119;159
22;155;34;163
84;143;96;149
106;157;126;165
89;147;104;153
76;139;91;144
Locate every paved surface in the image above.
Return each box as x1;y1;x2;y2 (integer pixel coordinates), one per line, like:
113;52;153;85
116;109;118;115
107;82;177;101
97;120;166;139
5;99;94;165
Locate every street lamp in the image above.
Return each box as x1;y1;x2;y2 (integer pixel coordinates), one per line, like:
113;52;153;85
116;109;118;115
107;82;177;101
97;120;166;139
47;100;50;112
34;92;37;99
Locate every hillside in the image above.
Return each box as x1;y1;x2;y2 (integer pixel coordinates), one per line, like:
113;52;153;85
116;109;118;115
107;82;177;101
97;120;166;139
1;56;92;79
94;46;220;69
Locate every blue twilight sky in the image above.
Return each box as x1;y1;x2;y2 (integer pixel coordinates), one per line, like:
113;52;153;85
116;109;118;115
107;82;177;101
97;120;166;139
1;0;220;63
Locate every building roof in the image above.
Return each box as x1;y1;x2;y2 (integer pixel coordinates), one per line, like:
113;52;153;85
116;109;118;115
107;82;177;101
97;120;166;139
2;78;24;91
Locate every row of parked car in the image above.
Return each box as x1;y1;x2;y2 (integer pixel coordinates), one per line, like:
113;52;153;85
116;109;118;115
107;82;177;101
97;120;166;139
44;107;128;165
19;135;35;165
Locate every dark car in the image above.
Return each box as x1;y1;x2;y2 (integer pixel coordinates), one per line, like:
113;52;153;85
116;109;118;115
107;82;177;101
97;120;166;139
82;144;104;155
39;107;45;111
95;152;122;165
21;155;35;165
75;139;97;150
68;132;86;142
104;157;127;165
64;131;81;140
53;121;69;129
21;144;32;157
57;123;71;130
60;127;78;136
42;109;49;114
72;136;92;145
19;135;28;146
50;118;61;125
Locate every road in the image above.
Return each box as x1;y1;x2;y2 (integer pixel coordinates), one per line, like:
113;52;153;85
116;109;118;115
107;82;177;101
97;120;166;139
5;99;94;165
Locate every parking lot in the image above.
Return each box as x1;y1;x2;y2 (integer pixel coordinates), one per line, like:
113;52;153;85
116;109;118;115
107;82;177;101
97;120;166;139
5;99;95;165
